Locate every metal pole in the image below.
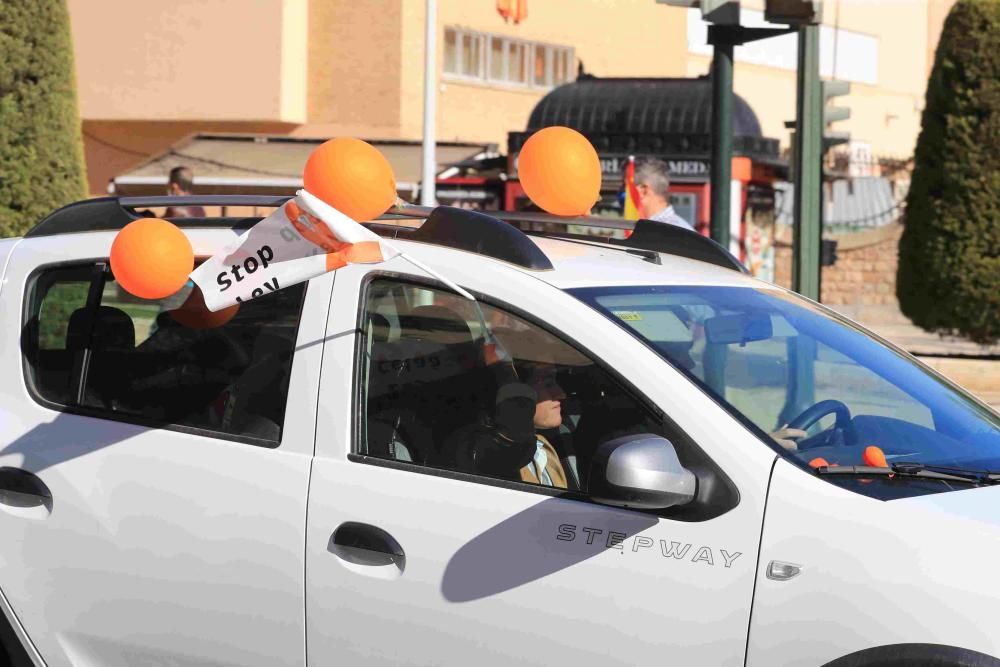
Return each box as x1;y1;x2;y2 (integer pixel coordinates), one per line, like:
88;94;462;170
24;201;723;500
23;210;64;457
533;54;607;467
420;0;437;207
792;24;822;300
709;41;734;250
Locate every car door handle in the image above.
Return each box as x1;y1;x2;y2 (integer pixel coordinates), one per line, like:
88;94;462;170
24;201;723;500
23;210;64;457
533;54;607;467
330;522;405;568
0;467;53;509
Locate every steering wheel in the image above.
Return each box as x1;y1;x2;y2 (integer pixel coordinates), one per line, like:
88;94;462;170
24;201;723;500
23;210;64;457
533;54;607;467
787;399;853;447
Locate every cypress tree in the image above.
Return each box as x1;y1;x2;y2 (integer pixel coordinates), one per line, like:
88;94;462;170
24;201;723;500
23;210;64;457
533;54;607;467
897;0;1000;344
0;0;88;237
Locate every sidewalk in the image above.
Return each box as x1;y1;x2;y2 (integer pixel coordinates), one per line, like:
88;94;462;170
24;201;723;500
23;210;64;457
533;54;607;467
831;303;1000;411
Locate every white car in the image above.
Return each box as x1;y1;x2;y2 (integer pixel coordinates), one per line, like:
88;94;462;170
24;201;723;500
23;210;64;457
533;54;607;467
1;196;999;667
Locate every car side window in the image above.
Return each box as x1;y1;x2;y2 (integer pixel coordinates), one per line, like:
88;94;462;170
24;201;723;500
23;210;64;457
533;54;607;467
24;263;306;446
358;278;665;492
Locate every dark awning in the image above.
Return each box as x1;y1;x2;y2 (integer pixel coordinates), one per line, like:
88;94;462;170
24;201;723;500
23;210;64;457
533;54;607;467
509;75;779;162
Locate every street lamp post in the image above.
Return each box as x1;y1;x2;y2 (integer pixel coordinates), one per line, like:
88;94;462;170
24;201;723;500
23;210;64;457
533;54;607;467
706;24;793;252
709;40;734;250
792;24;822;301
421;0;437;207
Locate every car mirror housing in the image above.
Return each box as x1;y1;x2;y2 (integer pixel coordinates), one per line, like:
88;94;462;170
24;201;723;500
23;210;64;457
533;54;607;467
588;434;697;510
704;312;773;345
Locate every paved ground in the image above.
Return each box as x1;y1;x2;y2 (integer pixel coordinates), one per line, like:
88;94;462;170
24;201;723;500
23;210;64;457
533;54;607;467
831;304;1000;412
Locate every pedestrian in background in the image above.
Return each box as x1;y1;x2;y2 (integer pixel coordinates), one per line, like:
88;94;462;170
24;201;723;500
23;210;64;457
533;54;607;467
634;158;693;230
164;166;206;218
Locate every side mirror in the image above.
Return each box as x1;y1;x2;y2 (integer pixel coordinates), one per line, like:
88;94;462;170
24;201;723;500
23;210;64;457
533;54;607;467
588;434;697;510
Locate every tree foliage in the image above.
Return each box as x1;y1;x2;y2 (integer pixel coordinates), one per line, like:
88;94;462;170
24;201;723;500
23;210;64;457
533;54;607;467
0;0;88;238
897;0;1000;344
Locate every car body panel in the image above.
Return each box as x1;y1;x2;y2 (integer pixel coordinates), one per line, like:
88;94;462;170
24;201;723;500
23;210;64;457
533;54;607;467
748;459;1000;666
304;260;776;665
0;237;22;301
0;232;334;667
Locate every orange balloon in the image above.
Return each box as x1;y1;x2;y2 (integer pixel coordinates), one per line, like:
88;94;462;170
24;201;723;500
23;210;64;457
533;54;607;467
303;138;397;220
110;218;193;300
168;286;239;329
863;445;888;468
518;126;601;216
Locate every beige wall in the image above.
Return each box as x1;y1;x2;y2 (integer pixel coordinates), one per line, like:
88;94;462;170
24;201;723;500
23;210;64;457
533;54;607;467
68;0;307;123
926;0;958;76
397;0;690;147
69;0;955;193
304;0;405;137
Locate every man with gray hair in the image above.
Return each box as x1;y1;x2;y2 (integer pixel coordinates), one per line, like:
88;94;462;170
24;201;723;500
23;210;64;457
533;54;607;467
633;157;693;230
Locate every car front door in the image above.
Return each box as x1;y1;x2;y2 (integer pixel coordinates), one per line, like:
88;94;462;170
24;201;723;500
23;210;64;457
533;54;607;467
306;257;777;666
0;233;332;667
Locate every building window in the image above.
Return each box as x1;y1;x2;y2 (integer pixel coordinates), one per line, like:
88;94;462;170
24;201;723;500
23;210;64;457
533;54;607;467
444;27;574;89
533;43;548;86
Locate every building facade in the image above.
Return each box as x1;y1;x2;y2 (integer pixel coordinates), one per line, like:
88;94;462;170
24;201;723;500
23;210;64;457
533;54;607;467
69;0;955;195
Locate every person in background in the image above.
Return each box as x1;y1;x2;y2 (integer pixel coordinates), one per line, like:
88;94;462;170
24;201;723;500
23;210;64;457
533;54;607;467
163;166;206;218
634;157;693;230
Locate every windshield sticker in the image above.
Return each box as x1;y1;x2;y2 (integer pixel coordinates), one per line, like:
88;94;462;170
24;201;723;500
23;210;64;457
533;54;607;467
614;311;643;322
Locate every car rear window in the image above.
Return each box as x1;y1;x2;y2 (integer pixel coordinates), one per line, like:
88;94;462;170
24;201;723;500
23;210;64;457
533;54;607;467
23;262;306;447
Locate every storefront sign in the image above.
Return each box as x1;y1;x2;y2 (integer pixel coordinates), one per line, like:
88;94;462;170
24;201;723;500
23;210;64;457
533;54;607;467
599;157;710;178
513;152;710;181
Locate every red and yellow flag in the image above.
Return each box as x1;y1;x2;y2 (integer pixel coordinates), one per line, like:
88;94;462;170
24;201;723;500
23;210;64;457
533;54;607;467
623;155;641;221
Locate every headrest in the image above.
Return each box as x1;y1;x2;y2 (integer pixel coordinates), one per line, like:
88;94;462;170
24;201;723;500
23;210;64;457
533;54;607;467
493;382;537;445
400;305;473;346
368;313;391;343
66;306;135;351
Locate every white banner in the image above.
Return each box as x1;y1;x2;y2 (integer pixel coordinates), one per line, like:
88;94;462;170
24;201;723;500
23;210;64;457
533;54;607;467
191;190;398;311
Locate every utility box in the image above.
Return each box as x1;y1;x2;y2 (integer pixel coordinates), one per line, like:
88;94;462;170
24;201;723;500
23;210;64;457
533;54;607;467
764;0;822;25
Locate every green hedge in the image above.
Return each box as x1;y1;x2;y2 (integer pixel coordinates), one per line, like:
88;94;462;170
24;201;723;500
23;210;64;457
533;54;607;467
0;0;88;238
897;0;1000;345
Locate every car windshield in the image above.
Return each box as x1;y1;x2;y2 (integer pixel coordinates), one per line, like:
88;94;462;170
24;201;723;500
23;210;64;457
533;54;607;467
570;285;1000;484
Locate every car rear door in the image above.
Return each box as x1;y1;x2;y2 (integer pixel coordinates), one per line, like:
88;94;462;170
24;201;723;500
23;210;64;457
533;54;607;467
305;254;777;665
0;231;331;667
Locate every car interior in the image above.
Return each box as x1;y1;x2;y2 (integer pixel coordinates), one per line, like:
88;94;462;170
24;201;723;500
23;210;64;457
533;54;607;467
360;280;660;491
26;266;305;444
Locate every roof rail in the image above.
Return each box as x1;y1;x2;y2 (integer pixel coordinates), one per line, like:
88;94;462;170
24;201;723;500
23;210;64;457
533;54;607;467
25;196;292;238
617;219;746;273
24;197;553;272
386;204;746;273
400;206;553;270
119;195;292;209
25;196;744;273
481;211;747;273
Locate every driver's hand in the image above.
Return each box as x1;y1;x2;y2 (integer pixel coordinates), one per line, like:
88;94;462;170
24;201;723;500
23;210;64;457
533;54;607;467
770;424;808;451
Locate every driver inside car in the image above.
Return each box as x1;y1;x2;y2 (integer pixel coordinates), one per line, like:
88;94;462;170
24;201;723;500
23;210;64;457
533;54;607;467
516;361;572;488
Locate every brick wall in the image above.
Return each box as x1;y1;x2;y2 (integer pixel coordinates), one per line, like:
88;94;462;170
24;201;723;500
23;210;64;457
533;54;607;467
773;223;902;306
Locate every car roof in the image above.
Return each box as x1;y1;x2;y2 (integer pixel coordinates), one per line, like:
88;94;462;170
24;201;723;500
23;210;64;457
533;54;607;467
380;234;765;290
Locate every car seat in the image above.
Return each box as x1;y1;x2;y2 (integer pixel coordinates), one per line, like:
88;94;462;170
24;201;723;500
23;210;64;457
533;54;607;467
206;330;293;442
365;305;492;464
65;306;135;410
